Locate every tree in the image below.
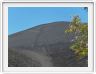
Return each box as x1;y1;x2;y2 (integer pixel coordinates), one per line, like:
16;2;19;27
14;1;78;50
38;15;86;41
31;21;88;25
65;16;88;60
84;7;88;12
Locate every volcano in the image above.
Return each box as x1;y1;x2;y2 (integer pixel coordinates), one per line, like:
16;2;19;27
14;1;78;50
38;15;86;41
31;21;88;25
8;21;88;67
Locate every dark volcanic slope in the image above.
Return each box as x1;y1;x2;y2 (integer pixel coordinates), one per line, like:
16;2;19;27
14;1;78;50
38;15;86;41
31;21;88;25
8;21;88;67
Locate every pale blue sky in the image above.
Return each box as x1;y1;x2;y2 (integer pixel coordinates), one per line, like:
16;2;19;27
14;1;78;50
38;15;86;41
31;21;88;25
8;7;88;35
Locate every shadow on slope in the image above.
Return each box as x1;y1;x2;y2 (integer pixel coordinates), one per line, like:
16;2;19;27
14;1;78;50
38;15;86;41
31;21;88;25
8;49;41;67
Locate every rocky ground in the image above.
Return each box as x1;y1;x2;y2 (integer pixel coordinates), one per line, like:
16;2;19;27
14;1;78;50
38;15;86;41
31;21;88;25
8;21;88;67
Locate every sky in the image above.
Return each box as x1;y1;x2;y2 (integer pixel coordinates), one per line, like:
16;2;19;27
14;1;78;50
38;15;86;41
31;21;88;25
8;7;88;35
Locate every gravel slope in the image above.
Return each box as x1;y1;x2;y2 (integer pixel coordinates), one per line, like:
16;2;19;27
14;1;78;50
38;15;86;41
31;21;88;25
8;21;88;67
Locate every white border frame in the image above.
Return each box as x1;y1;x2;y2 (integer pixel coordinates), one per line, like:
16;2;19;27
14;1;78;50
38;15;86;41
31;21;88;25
2;2;94;73
2;0;94;3
0;3;2;71
94;1;96;72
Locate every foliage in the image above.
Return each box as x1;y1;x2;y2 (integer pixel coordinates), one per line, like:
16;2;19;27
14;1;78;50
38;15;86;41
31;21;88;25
65;16;88;59
84;7;88;12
